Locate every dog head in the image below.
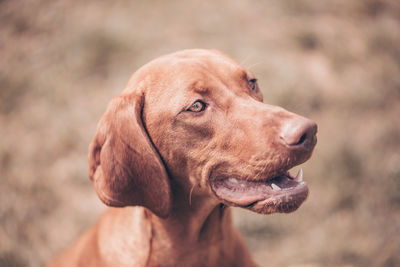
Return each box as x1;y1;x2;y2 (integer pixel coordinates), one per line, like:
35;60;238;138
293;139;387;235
89;49;317;217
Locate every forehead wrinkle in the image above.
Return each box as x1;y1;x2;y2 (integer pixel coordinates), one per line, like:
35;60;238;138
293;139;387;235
148;54;249;108
189;81;211;96
183;65;250;109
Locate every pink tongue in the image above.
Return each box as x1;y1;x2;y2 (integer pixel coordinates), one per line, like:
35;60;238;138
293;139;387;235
211;178;274;206
211;176;300;206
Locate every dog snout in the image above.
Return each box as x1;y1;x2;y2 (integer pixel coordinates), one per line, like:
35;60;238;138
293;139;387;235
280;117;317;150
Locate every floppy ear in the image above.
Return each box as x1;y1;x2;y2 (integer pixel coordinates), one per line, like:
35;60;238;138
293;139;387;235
88;93;172;218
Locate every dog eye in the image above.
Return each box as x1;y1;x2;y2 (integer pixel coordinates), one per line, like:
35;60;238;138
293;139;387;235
248;79;258;91
187;100;206;112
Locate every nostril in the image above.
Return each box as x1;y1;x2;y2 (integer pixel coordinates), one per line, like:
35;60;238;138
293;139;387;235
296;133;307;146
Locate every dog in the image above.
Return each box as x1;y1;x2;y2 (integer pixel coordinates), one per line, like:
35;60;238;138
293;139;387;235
49;49;317;267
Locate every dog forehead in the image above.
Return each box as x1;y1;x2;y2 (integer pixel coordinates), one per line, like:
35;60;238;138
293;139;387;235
157;52;242;83
128;50;245;96
129;50;242;87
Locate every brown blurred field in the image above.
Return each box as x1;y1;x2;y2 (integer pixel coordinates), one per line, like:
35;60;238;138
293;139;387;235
1;0;400;266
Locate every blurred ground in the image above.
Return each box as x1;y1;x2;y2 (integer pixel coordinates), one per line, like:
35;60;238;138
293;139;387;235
1;0;400;266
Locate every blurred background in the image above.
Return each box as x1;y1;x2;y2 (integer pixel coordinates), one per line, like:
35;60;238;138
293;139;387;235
1;0;399;266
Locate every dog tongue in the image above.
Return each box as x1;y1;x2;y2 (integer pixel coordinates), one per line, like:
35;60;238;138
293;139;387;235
211;175;301;206
214;187;266;206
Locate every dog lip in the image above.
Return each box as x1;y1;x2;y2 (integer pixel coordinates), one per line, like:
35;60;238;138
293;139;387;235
210;171;309;214
244;183;309;214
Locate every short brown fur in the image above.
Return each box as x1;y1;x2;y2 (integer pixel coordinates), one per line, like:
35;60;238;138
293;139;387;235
49;49;317;267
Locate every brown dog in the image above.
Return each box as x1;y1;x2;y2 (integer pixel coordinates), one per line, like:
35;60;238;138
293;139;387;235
49;49;317;267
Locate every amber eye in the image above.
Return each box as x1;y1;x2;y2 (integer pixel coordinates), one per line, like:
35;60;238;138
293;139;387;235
248;78;258;91
187;100;206;112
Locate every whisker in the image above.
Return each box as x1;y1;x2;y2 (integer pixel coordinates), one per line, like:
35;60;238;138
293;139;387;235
240;54;253;68
246;61;265;70
189;183;197;207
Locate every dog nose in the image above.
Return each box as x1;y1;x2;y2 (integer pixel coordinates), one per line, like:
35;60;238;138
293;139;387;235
280;118;317;149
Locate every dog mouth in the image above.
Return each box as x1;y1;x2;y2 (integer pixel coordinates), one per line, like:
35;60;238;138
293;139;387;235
210;169;309;214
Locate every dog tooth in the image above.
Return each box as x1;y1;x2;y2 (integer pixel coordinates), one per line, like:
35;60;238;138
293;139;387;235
229;178;238;184
271;183;281;191
295;168;303;182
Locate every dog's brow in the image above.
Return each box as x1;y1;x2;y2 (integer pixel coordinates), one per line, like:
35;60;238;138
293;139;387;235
240;70;251;80
189;81;211;95
193;87;211;95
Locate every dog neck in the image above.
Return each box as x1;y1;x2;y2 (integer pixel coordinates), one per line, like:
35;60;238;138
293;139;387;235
149;181;233;247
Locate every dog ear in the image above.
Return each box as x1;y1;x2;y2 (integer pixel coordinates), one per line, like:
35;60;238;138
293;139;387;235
88;93;171;218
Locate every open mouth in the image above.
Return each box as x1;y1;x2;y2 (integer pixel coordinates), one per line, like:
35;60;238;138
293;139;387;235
210;169;309;214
